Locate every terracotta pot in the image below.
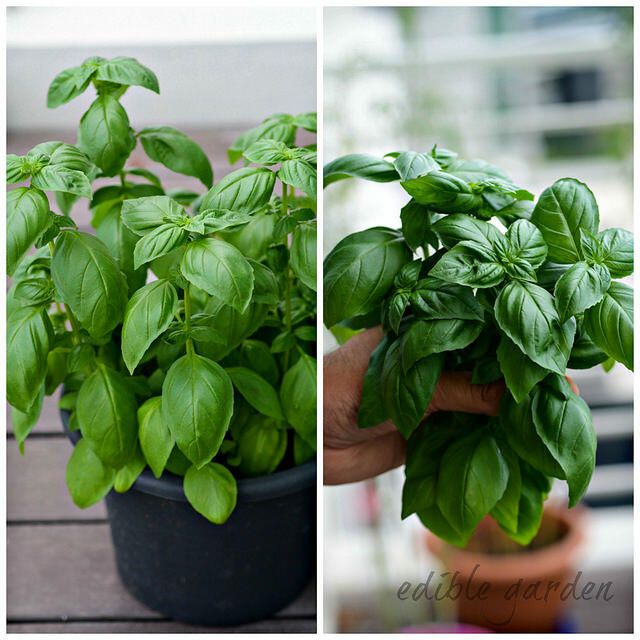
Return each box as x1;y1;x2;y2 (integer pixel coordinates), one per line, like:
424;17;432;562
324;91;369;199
426;506;585;633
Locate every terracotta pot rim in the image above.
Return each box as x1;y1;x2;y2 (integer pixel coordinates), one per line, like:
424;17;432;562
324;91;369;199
426;505;586;580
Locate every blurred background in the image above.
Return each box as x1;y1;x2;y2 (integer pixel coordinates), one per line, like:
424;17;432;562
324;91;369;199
324;6;633;633
6;6;316;633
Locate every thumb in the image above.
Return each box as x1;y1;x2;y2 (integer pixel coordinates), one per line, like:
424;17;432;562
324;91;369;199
429;371;505;417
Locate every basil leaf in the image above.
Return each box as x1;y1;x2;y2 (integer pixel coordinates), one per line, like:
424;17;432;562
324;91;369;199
494;280;575;374
504;219;548;268
66;439;115;508
126;167;163;188
446;157;510;183
471;357;502;384
357;334;392;429
392;151;440;181
499;392;565;478
243;139;289;165
52;230;128;338
7;154;32;184
228;119;296;165
236;415;288;476
583;281;633;371
489;442;521;533
596;227;633;278
401;171;482;213
94;56;159;93
201;167;275;213
430;240;505;288
240;340;280;386
7;306;52;413
199;208;253;233
248;259;280;305
280;353;316;448
417;504;474;547
380;339;445;439
531;178;599;264
121;195;185;235
162;352;234;468
122;280;179;374
432;213;503;252
133;223;189;269
181;238;254;312
114;444;147;493
139;126;213;188
294;433;315;465
12;385;45;454
401;318;483;372
323;154;398;187
77;364;139;468
554;261;610;322
278;160;317;199
138;396;174;478
78;95;136;176
410;277;483;321
436;429;509;534
496;334;548;404
531;376;596;507
31;165;92;198
294;112;316;132
7;186;50;277
47;66;93;108
323;227;411;328
290;220;317;290
184;462;237;524
400;199;438;251
568;328;609;369
387;292;410;334
227;367;284;420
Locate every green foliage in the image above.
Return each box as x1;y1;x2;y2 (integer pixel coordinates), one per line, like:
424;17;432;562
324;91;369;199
324;144;633;547
7;56;316;523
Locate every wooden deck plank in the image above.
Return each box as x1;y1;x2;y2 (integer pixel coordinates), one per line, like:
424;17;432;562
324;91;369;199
7;523;316;622
8;436;107;521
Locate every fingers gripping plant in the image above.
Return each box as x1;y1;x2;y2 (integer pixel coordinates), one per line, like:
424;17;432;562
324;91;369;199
323;149;633;547
7;56;317;523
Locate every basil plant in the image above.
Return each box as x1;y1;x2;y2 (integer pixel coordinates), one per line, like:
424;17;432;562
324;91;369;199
324;148;633;547
7;56;317;524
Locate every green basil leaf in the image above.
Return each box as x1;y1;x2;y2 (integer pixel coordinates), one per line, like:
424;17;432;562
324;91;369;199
357;334;392;429
226;366;284;420
94;56;159;93
568;327;609;369
323;154;398;187
392;151;440;181
531;178;599;264
198;208;253;233
77;364;139;468
387;292;410;334
430;240;505;288
138;396;174;478
243;139;289;165
400;199;438;251
201;167;275;213
554;261;610;322
78;95;136;176
410;277;483;321
162;352;234;468
582;281;633;371
280;353;316;447
241;340;280;386
504;219;548;268
531;376;596;507
138;126;213;188
184;462;237;523
323;227;411;328
12;385;45;454
494;280;575;374
7;186;50;277
66;438;115;508
499;392;565;478
47;66;93;108
401;171;482;213
228;119;296;165
279;159;317;199
31;165;92;198
248;259;280;305
290;220;317;291
595;227;633;278
122;280;178;374
401;317;483;372
7;306;52;413
7;154;32;183
236;415;288;476
52;230;128;338
293;112;317;132
380;339;445;439
489;441;521;533
417;504;474;547
436;429;509;534
181;238;254;312
446;157;510;184
126;167;163;188
294;433;315;465
496;334;548;404
114;444;147;493
121;195;186;235
133;223;189;269
432;213;503;251
471;357;502;384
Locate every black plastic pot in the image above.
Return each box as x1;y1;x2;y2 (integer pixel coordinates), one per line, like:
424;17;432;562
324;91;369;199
61;409;316;627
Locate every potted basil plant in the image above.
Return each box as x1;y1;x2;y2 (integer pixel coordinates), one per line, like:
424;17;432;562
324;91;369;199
323;148;633;548
7;56;317;626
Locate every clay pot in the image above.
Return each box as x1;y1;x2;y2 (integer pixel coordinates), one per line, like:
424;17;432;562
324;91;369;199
426;506;585;633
